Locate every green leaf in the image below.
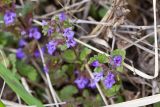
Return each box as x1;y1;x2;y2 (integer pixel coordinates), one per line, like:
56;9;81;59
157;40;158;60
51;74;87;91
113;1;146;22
0;49;9;67
115;96;124;103
94;67;103;72
89;4;98;19
0;100;5;107
154;102;160;107
111;49;126;59
0;32;15;46
8;54;17;73
60;85;78;100
62;49;76;63
16;61;39;82
63;20;72;28
82;89;90;98
58;44;68;51
80;48;91;61
2;0;12;4
62;65;68;72
0;64;44;107
97;54;109;63
116;65;124;72
104;84;121;97
42;26;48;36
89;54;108;64
98;7;108;18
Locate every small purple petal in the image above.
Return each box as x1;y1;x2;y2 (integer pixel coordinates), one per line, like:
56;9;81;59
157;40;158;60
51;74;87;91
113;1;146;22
74;70;79;76
63;28;74;39
46;40;57;55
66;38;76;48
16;48;26;59
91;60;99;67
29;27;41;40
43;66;49;73
34;47;45;58
93;71;104;82
42;20;48;26
21;31;26;36
113;55;122;67
47;28;53;36
4;11;16;25
18;39;27;47
103;72;115;89
59;12;66;22
88;79;96;89
74;76;89;89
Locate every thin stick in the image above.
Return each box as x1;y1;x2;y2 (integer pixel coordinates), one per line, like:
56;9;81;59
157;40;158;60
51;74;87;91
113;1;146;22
21;78;32;94
85;64;108;105
40;0;89;18
37;43;59;107
73;19;160;30
153;0;159;79
103;94;160;107
0;82;5;99
115;33;160;56
123;31;154;49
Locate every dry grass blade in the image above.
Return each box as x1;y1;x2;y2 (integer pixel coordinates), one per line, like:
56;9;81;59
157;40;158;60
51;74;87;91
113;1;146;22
37;43;59;107
153;0;159;79
40;0;90;18
103;94;160;107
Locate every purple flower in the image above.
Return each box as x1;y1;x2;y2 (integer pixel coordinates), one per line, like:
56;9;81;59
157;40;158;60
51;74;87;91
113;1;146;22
47;28;53;36
103;72;115;89
42;20;48;26
29;27;41;40
46;40;57;55
18;39;27;47
43;66;49;73
59;12;66;22
21;31;26;36
74;70;79;76
113;55;122;67
4;11;16;25
74;76;89;89
88;79;96;89
16;48;26;59
93;71;104;82
63;28;74;39
66;38;76;48
34;47;45;58
91;60;99;67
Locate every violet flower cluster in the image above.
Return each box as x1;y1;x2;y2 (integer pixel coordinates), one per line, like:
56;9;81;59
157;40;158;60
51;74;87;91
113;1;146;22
103;72;115;89
4;11;16;25
110;55;122;67
63;27;76;48
74;76;89;89
3;7;122;91
11;12;77;61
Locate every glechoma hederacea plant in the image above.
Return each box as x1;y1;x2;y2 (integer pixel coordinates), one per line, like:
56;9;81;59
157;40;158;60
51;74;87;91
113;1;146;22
0;1;126;106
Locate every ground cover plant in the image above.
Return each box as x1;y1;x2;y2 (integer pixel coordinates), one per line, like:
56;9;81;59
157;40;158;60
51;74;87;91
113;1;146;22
0;0;160;107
